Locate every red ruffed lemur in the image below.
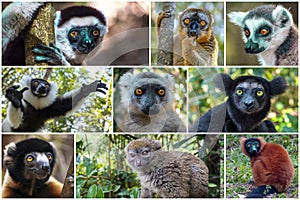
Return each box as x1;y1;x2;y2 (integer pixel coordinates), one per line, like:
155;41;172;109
240;137;294;198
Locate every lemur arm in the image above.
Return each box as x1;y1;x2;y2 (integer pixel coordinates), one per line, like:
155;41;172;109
42;80;108;118
4;86;29;129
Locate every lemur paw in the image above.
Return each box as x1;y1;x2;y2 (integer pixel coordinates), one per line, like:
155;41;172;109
96;80;108;94
82;80;108;96
5;85;29;108
32;42;69;65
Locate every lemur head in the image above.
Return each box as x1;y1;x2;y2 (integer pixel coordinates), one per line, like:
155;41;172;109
21;76;58;110
3;138;56;183
178;8;213;43
118;72;175;116
214;73;287;114
55;6;107;64
240;137;266;158
228;5;294;54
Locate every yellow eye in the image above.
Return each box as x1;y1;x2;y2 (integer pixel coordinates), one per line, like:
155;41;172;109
157;89;165;96
70;31;78;37
257;90;264;96
26;155;34;162
244;29;250;36
184;18;190;24
33;81;39;86
46;84;50;89
47;154;52;161
236;89;243;95
92;29;100;37
200;20;206;26
135;88;143;96
260;29;268;35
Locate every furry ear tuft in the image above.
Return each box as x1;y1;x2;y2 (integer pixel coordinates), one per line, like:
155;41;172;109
269;77;287;97
228;11;248;26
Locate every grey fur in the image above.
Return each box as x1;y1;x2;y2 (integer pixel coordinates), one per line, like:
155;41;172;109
228;5;298;66
125;138;209;198
115;71;186;132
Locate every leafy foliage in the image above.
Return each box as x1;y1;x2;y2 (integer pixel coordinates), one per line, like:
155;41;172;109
2;67;112;132
76;134;222;198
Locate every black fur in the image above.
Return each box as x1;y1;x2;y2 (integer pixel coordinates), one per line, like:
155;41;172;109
246;185;278;198
4;138;56;186
5;78;108;132
195;73;287;132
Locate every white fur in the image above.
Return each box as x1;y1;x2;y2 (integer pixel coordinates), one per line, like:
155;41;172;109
227;11;248;26
272;5;293;27
21;76;58;110
55;15;107;65
2;2;44;52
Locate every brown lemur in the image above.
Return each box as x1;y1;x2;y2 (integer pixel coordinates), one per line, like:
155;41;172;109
157;7;219;66
125;138;209;198
114;71;186;132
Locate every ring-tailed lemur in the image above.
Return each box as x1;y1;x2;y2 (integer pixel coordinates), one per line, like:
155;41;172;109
228;5;298;66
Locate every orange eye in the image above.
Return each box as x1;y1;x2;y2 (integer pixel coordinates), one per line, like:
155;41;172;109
157;89;165;96
184;18;190;24
26;155;34;162
135;88;143;96
47;154;52;161
260;29;268;35
92;29;100;37
70;31;78;37
244;29;250;36
200;20;206;26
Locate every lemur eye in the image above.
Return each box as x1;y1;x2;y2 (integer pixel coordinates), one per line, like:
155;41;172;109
157;88;165;96
244;29;250;37
142;150;149;156
46;153;52;161
33;81;39;86
184;18;190;24
92;29;100;37
247;144;251;148
26;155;34;162
256;90;264;96
45;84;50;89
200;20;206;26
236;89;243;95
129;152;136;158
70;31;78;37
135;88;143;96
260;28;269;35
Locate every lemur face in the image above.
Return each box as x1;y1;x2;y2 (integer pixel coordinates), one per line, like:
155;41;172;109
231;79;267;114
31;79;51;98
228;5;294;54
244;138;261;157
180;8;212;39
24;152;53;180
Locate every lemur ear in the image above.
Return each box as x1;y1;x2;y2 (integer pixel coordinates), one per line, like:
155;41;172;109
228;11;248;26
269;77;287;97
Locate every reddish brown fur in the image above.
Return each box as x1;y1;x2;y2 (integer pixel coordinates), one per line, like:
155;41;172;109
240;137;294;192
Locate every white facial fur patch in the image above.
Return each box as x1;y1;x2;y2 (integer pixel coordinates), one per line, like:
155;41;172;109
227;11;248;27
55;15;107;64
21;77;58;110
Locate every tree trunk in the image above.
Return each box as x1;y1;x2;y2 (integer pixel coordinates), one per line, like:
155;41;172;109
25;3;55;65
157;3;175;66
60;155;74;198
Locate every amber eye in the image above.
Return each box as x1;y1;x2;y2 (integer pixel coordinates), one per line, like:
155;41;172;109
33;81;39;86
244;29;250;37
46;153;52;161
260;29;268;35
236;89;243;95
135;88;143;96
26;155;34;162
184;18;190;24
256;90;264;96
247;144;251;148
157;89;165;96
45;84;50;89
200;20;206;26
256;144;259;147
70;31;78;37
92;29;100;37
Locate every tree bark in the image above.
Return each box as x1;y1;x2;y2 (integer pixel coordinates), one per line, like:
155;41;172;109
25;3;55;65
157;3;175;66
60;155;74;198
